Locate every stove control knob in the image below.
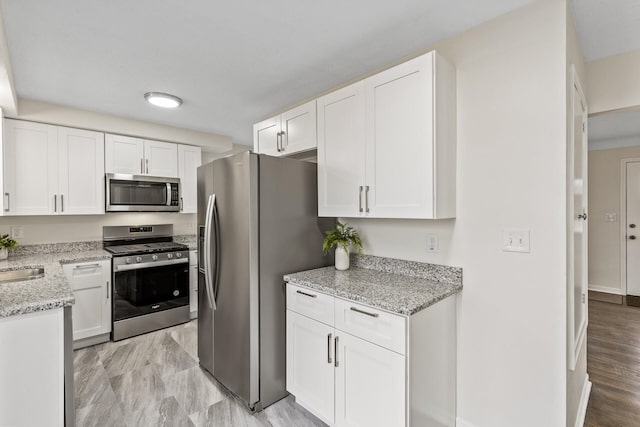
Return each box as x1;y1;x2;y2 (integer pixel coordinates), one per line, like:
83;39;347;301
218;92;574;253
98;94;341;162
136;256;142;263
152;255;158;261
176;252;182;258
167;253;173;259
125;258;131;264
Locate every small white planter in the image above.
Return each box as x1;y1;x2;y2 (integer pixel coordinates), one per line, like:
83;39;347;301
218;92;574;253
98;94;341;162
335;246;350;271
0;248;8;260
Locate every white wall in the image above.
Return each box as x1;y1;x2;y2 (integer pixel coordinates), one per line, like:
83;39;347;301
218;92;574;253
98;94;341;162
343;1;568;425
587;49;640;114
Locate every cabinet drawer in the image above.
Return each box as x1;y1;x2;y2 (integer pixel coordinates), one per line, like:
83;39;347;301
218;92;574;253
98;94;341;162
286;284;334;326
62;260;109;291
189;250;198;266
334;298;406;355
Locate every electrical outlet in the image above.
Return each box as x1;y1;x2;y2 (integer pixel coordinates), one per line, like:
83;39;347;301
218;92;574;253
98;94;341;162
10;226;23;239
605;213;617;222
426;233;439;253
502;229;530;253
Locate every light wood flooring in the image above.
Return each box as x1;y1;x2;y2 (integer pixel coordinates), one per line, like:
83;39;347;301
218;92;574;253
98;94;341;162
73;320;327;427
585;300;640;426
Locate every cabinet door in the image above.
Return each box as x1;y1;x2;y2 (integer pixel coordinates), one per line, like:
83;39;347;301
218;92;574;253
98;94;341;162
144;140;178;177
58;127;105;215
281;100;317;155
365;53;435;219
317;82;366;217
178;144;202;213
3;119;58;215
286;310;335;425
253;116;282;156
63;261;111;341
105;134;145;175
335;332;406;427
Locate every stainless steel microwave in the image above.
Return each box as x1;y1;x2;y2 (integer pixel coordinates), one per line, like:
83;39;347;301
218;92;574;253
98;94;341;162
106;174;181;212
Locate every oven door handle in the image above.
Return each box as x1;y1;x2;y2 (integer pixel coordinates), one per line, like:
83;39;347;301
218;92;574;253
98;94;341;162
114;258;188;272
204;194;216;310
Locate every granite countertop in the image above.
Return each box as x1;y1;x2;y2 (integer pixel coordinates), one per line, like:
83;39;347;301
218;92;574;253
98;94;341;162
284;255;463;316
174;235;197;251
0;248;112;319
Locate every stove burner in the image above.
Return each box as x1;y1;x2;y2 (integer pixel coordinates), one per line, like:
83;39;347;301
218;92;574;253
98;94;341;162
104;242;189;256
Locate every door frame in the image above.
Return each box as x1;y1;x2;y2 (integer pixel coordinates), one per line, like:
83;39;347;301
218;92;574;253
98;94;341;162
619;157;640;296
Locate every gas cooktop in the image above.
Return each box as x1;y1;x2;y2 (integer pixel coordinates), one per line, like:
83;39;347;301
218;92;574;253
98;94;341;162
104;241;189;256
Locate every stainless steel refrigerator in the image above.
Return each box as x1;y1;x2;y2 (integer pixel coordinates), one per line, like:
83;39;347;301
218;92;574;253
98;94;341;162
197;151;333;411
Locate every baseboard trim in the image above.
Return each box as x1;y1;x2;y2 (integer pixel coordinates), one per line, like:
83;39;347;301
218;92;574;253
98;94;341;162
588;285;623;295
574;374;592;427
456;418;478;427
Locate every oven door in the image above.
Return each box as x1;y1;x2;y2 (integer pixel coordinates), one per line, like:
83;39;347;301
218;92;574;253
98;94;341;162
113;261;189;321
106;173;181;212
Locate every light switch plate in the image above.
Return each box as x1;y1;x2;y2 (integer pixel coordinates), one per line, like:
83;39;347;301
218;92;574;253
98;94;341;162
502;229;530;253
426;233;439;253
11;226;23;239
605;213;617;222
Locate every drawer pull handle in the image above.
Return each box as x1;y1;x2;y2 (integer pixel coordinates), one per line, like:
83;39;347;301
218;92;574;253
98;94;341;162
334;336;339;367
327;333;333;364
296;290;317;298
350;306;379;318
74;263;101;270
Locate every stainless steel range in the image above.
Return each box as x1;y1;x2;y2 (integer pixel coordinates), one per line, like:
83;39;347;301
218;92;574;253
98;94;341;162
104;224;190;341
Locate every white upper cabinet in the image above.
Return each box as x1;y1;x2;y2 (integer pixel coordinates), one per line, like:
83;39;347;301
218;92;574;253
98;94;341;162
144;140;178;177
105;134;179;177
318;50;456;219
3;120;58;215
253;100;317;157
58;127;105;215
105;134;145;175
3;120;104;216
178;144;202;213
317;83;366;217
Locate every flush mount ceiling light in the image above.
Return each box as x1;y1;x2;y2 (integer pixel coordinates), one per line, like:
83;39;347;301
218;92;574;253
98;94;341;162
144;92;183;108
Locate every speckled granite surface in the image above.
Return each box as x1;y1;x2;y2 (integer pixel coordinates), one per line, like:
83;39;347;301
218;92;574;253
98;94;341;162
0;249;111;318
351;254;462;284
284;255;462;316
174;235;197;251
9;241;103;257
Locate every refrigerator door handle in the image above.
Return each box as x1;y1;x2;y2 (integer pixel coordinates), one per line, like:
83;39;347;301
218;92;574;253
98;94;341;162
204;194;216;310
211;193;222;306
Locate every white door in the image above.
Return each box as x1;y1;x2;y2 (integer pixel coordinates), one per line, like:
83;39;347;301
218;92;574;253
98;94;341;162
286;310;335;426
281;100;317;155
568;66;588;369
144;140;178;177
335;332;405;427
58;127;105;215
253;116;282;156
62;260;111;341
3;119;58;215
317;82;366;217
626;162;640;296
365;53;434;219
105;134;145;175
178;144;202;213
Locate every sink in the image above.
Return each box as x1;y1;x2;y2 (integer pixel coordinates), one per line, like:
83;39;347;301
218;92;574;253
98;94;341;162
0;268;45;285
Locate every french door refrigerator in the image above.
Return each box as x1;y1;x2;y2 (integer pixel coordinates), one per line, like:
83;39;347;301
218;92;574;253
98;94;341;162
197;151;333;411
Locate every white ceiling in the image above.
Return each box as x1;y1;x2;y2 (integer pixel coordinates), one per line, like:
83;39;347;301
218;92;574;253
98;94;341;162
0;0;530;146
571;0;640;61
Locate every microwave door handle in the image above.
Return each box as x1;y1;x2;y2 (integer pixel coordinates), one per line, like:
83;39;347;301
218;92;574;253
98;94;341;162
212;195;221;306
166;183;172;206
204;194;216;310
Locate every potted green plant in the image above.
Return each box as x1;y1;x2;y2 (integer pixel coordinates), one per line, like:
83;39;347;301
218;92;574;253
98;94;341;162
323;221;363;271
0;234;17;260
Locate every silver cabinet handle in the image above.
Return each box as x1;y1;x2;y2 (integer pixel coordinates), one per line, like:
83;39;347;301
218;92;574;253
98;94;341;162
146;158;149;174
141;158;144;174
4;193;9;212
74;263;100;270
327;333;333;364
334;336;339;367
106;281;110;300
276;132;282;152
296;289;317;298
359;186;363;213
350;306;379;318
180;197;184;212
54;194;57;212
365;185;370;213
61;194;64;212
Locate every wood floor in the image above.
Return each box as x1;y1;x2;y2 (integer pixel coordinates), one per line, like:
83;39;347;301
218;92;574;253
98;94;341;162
73;320;327;427
585;300;640;426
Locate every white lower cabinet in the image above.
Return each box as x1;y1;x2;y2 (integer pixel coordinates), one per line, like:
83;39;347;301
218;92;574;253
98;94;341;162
286;283;456;427
62;259;111;346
